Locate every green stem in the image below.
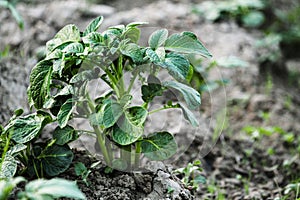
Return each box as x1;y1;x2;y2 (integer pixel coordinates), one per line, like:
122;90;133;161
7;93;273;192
127;70;138;93
105;69;120;98
0;136;10;175
119;76;126;97
148;107;168;115
86;95;112;166
121;145;131;170
93;126;111;166
33;160;40;179
134;141;141;169
117;56;126;97
149;104;180;115
105;136;113;163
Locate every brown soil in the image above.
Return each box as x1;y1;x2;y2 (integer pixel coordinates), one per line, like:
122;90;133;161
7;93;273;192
1;0;300;199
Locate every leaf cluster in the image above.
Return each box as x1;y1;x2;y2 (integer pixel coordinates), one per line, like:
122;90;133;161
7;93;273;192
1;16;211;173
0;176;85;200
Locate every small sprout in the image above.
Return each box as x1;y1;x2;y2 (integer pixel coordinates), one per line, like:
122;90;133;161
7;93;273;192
174;160;205;191
74;162;91;186
167;186;175;194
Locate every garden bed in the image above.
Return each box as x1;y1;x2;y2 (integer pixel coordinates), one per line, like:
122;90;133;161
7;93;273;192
1;0;300;199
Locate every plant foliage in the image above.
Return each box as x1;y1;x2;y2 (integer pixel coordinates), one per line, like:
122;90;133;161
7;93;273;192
1;16;211;173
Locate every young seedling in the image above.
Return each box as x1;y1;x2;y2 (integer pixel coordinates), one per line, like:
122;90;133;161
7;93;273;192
74;162;98;186
174;160;206;191
1;16;211;174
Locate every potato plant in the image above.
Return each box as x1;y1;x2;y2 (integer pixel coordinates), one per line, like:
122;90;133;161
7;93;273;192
0;16;211;174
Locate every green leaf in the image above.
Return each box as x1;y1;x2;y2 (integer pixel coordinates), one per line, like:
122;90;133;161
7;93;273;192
5;112;52;144
83;16;104;36
126;21;148;28
141;132;177;161
142;75;163;103
7;144;27;155
158;53;190;81
103;28;123;41
179;104;199;127
120;43;144;64
70;70;95;83
91;99;123;128
53;85;74;98
112;106;147;145
74;162;87;176
46;24;81;53
13;109;24;117
28;60;53;109
46;49;63;60
38;144;74;177
0;155;17;178
126;106;148;126
123;27;141;43
57;99;77;128
82;32;103;44
62;42;84;54
165;32;212;57
155;47;166;60
149;29;168;49
163;81;201;110
146;48;161;63
22;178;85;199
53;125;78;145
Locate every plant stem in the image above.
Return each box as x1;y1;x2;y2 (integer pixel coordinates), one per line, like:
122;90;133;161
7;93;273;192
148;104;180;115
148;107;167;115
134;141;141;169
121;145;131;170
93;125;111;166
127;70;138;93
86;95;112;166
105;68;120;97
117;56;126;97
33;161;40;179
0;136;10;175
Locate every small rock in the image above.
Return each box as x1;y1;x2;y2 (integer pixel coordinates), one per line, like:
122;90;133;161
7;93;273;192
133;173;153;194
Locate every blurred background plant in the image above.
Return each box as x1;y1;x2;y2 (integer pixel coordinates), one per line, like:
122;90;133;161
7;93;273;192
188;55;248;93
192;0;266;28
0;0;23;29
192;0;300;79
